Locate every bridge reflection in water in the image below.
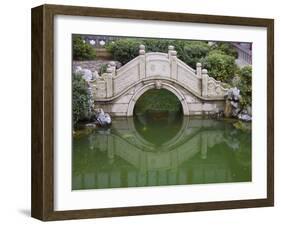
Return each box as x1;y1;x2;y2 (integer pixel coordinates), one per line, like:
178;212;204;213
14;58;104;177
72;114;251;190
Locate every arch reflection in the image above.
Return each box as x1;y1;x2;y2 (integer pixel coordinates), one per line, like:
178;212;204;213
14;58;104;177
72;117;251;190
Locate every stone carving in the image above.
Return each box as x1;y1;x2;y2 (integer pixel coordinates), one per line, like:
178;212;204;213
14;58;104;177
206;75;228;97
155;80;162;89
150;64;156;72
224;87;251;121
139;44;145;55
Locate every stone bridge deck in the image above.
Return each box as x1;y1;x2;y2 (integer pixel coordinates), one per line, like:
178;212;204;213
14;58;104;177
92;45;228;116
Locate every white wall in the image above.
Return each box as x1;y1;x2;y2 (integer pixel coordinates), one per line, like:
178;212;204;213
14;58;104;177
0;0;279;225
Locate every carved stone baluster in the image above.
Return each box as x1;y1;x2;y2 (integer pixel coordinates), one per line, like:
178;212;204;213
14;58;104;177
168;45;177;80
105;62;116;98
202;69;208;97
139;44;146;79
196;62;202;78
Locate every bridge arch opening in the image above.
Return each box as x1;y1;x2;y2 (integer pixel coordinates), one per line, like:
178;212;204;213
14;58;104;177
127;82;190;117
133;88;183;116
132;88;184;146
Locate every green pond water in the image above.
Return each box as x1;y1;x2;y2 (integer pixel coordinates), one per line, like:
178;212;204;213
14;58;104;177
72;113;251;190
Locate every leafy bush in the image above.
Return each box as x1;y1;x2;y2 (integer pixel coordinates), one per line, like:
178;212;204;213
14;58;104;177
72;73;90;127
177;41;210;68
73;36;96;61
236;65;252;107
143;39;174;52
211;42;238;58
106;39;141;65
201;50;237;83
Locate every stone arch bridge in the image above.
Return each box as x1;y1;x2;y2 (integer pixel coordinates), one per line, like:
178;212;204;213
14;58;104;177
92;45;228;116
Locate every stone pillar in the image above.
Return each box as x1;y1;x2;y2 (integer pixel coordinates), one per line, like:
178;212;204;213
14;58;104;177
139;44;146;79
196;62;202;78
95;80;106;98
168;45;177;80
105;66;114;98
202;69;208;97
109;61;116;74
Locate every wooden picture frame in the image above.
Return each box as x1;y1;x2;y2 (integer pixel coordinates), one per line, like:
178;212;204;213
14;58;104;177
31;4;274;221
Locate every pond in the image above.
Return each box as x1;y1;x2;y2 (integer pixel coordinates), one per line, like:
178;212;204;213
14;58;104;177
72;112;251;190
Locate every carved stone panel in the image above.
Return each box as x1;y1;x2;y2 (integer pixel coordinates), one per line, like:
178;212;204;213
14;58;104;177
146;60;170;77
114;66;139;94
177;66;201;94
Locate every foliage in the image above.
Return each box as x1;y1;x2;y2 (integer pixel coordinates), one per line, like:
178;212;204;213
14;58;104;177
134;89;182;113
72;73;90;127
106;39;141;65
99;64;108;75
211;42;238;58
143;39;174;52
73;35;96;61
177;41;210;68
235;65;252;107
233;121;251;132
201;50;237;83
106;38;210;68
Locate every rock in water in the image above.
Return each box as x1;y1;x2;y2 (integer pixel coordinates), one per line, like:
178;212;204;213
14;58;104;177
238;114;252;121
224;87;252;122
238;109;252;122
95;109;112;127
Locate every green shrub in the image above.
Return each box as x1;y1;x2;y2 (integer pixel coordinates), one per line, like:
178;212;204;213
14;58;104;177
176;41;210;68
236;65;252;107
201;50;237;83
72;73;90;127
211;42;238;58
143;39;175;52
106;39;141;65
73;35;96;61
